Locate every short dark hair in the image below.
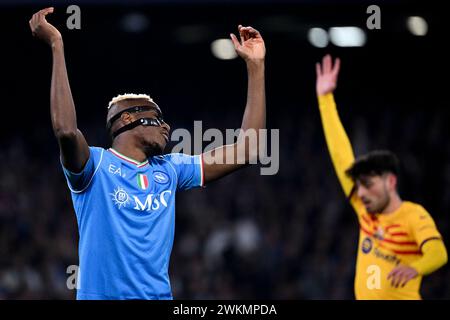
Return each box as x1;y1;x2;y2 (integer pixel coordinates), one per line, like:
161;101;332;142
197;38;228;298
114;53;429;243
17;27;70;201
345;150;400;181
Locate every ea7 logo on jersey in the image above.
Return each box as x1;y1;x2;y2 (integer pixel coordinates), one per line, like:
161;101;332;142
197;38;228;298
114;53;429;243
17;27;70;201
109;164;126;177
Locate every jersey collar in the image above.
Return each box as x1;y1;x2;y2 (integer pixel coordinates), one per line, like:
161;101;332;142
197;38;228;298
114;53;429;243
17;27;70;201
108;148;149;168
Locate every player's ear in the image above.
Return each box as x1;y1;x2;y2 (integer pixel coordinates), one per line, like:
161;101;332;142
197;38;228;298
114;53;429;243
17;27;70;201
387;173;397;191
120;112;133;125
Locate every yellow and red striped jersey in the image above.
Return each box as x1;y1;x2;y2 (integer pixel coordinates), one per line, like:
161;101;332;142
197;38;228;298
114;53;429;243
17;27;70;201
352;198;441;299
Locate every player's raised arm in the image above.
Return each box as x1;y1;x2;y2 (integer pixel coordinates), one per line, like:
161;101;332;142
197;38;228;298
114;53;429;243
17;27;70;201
316;55;355;197
201;25;266;184
29;8;89;173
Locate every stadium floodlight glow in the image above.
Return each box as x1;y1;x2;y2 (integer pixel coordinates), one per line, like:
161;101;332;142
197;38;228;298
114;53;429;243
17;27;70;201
329;27;367;47
121;13;149;33
211;39;238;60
407;16;428;36
307;28;329;48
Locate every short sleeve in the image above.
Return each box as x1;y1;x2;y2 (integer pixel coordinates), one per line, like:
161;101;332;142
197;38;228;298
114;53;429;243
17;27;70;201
61;147;101;193
409;206;442;249
164;153;204;191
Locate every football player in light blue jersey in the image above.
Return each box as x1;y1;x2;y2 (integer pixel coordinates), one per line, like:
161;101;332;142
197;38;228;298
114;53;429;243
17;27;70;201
30;7;266;299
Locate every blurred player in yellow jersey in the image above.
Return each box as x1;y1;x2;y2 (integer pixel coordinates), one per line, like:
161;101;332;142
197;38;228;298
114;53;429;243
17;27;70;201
315;54;448;300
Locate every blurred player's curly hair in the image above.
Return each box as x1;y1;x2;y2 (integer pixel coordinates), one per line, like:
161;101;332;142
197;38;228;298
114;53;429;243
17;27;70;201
346;150;400;181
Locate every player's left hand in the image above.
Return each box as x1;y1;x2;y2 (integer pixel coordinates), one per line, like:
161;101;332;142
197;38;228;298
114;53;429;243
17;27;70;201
387;265;419;288
230;25;265;64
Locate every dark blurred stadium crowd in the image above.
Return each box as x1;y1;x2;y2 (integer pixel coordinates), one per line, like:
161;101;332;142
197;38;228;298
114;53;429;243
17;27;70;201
1;100;449;299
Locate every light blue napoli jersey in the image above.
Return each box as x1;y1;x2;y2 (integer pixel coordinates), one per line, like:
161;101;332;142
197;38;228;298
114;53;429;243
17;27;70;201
61;147;204;300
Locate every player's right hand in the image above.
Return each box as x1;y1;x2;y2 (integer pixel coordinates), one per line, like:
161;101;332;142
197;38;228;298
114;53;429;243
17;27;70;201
315;54;340;96
29;7;62;46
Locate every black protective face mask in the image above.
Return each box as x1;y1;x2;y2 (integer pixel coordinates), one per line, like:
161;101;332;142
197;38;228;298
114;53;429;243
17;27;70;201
107;105;165;139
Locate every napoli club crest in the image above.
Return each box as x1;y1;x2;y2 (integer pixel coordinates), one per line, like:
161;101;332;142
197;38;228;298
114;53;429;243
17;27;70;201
153;171;169;184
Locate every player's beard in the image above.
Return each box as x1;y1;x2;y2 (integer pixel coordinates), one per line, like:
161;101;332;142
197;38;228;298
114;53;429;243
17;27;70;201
369;185;391;214
143;140;165;156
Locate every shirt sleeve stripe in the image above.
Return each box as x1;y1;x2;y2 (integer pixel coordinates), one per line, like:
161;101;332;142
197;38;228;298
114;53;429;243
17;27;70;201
419;237;442;251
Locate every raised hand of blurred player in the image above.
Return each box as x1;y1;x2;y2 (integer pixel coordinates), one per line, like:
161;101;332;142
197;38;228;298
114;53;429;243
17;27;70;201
387;265;419;288
29;7;62;46
316;54;341;96
230;25;265;64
